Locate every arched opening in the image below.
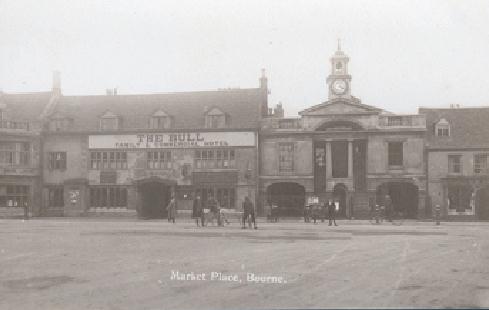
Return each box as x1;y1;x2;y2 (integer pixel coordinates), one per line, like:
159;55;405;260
333;183;348;218
136;178;174;219
267;182;305;217
476;187;489;220
376;182;418;219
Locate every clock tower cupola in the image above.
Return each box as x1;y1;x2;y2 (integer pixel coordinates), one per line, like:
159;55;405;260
327;39;352;100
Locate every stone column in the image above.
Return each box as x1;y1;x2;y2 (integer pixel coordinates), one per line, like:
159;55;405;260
326;141;332;179
348;140;353;178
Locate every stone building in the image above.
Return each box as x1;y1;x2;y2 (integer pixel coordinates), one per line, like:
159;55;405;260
40;72;268;217
420;106;489;220
0;90;54;217
259;45;427;219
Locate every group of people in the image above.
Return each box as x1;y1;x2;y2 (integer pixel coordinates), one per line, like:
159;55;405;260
304;199;338;226
190;195;230;227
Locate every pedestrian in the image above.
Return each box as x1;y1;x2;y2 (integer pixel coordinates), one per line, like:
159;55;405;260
242;196;257;229
192;195;202;227
384;194;393;222
327;198;337;226
312;205;319;224
207;196;219;226
166;196;177;224
304;205;310;223
264;202;272;223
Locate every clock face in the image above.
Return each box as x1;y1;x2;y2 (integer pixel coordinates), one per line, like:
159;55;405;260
332;80;347;95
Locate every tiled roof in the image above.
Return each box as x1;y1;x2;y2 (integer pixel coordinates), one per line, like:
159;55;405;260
419;107;489;149
0;92;53;121
50;88;266;131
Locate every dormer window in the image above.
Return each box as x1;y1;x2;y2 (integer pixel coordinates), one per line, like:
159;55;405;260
149;109;173;129
100;110;120;131
205;107;227;129
435;118;450;137
48;113;73;131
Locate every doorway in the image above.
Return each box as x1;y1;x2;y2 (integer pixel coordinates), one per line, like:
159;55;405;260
267;182;305;217
139;182;171;219
476;187;489;220
376;182;419;219
333;183;347;218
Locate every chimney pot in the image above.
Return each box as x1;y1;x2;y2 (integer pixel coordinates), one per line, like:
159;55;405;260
52;71;61;93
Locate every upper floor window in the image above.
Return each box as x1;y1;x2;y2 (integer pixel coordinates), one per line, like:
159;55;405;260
49;118;73;131
195;149;235;169
150;110;173;129
205;107;227;129
99;110;120;131
0;142;30;166
448;154;462;174
90;151;127;170
388;142;403;167
48;152;67;170
474;154;488;174
279;143;294;172
435;118;450;137
147;151;172;169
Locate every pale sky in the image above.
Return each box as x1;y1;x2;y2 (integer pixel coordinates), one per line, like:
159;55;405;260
1;0;488;116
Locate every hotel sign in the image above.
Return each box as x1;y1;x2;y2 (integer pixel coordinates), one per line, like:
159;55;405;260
89;131;256;149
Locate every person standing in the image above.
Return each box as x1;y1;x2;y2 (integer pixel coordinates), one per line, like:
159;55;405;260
166;196;177;224
384;194;393;222
327;198;337;226
242;196;257;229
192;195;202;227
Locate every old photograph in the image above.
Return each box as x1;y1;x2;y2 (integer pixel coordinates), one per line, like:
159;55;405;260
1;0;489;309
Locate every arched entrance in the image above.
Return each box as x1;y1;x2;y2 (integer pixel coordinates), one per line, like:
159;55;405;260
267;182;305;217
376;182;418;219
476;187;489;220
136;178;174;219
333;183;347;218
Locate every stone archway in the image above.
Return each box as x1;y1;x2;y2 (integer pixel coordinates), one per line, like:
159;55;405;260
135;177;176;219
376;182;419;219
332;183;348;218
267;182;305;217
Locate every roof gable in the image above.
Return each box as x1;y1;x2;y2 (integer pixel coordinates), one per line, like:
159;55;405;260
152;109;169;117
206;106;225;116
300;99;381;116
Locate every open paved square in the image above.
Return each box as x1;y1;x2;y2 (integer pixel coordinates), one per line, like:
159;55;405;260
1;218;489;309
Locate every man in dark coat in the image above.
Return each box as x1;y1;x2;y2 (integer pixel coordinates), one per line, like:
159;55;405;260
327;198;338;226
192;195;203;227
242;196;257;229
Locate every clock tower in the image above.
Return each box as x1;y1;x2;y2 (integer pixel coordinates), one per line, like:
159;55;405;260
327;39;352;100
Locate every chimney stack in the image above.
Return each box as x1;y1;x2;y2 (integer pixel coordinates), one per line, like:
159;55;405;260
259;68;268;90
52;71;61;94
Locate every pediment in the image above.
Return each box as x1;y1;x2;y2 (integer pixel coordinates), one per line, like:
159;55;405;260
206;107;225;116
152;109;169;117
300;100;381;116
100;110;118;118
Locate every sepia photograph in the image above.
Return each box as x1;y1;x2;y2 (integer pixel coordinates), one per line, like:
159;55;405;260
1;0;489;309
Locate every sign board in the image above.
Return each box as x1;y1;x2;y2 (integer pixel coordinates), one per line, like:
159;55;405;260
69;190;80;204
89;132;256;149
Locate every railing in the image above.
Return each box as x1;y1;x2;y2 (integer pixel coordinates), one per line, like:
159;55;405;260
261;118;302;130
378;115;426;128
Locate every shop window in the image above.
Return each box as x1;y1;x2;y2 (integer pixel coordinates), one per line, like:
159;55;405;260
48;152;67;170
448;185;471;212
90;151;127;170
0;142;30;166
48;187;64;207
279;143;294;172
435;118;450;137
0;185;29;208
147;151;172;169
448;155;462;174
194;149;235;169
474;154;488;174
89;186;127;208
195;187;235;209
388;142;403;167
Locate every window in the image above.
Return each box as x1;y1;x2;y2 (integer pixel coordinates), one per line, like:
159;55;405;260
388;142;403;166
150;116;172;129
48;152;67;170
279;143;294;172
48;187;64;207
0;142;30;166
147;151;172;169
89;186;127;208
0;185;29;208
195;187;236;209
474;154;488;174
448;155;462;174
90;151;127;170
205;108;226;129
181;164;191;177
435;118;450;137
49;118;73;131
448;185;471;212
195;149;235;169
100;118;119;131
